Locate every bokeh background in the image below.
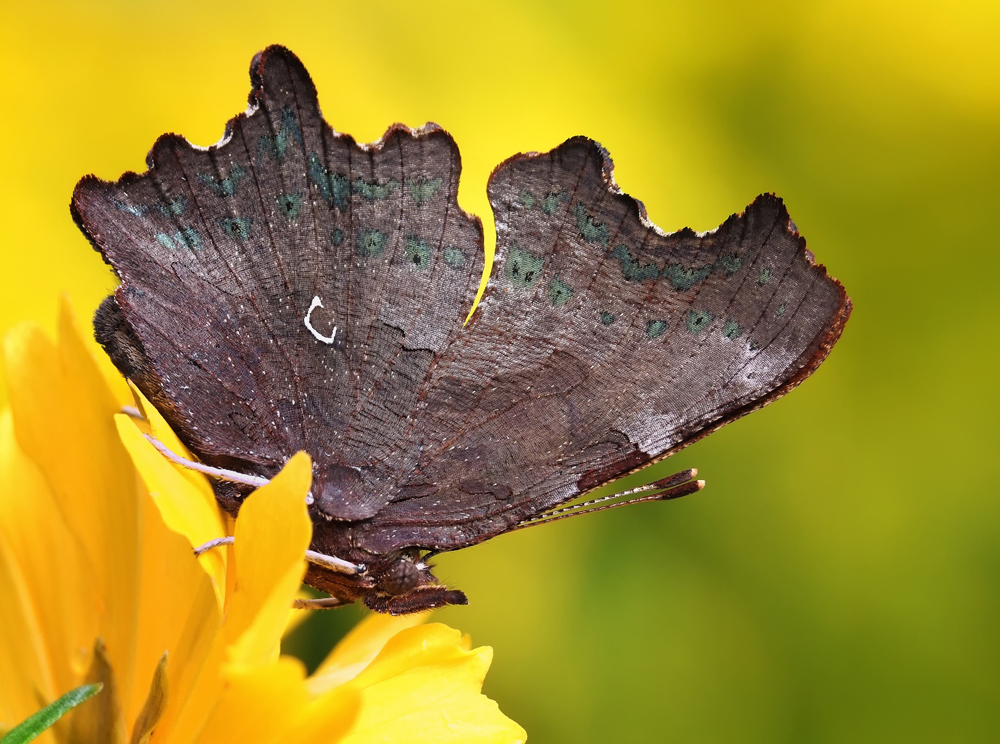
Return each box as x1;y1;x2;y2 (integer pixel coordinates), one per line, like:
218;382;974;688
2;0;998;741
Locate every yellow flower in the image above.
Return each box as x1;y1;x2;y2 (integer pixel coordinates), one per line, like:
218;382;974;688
0;298;526;744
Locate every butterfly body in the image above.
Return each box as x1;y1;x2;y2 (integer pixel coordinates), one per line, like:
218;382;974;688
75;46;850;613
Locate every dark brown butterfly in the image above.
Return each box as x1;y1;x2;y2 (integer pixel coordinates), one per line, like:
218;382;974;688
73;46;850;614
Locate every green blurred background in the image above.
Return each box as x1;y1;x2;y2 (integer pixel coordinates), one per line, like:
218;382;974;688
2;0;998;741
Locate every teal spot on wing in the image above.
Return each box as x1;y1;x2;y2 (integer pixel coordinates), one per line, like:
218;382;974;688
662;262;713;290
199;164;246;197
276;192;302;220
758;266;771;285
519;190;535;209
548;275;573;306
717;253;743;276
686;309;713;334
221;217;252;241
540;191;565;215
308;154;350;209
443;245;466;268
112;198;149;216
353;177;399;200
358;229;387;257
177;227;201;250
646;320;668;338
407;176;443;205
505;244;544;288
610;244;659;281
572;204;610;246
600;311;615;325
405;236;431;270
722;320;742;339
331;229;344;246
258;107;302;162
155;227;201;251
157;197;187;216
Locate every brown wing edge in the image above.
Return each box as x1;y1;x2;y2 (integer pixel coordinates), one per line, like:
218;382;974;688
470;135;697;330
71;45;484;279
478;135;852;496
574;192;852;493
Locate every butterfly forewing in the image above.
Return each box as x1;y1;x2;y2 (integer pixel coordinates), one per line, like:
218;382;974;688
74;49;486;521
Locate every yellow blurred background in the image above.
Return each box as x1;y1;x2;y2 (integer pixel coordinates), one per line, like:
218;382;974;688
2;0;998;741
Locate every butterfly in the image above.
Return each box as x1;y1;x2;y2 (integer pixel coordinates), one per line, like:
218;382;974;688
72;46;850;614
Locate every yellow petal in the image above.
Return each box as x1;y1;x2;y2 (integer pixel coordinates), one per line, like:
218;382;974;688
3;307;143;708
116;413;227;603
0;409;98;717
0;522;51;737
225;452;313;666
154;455;313;740
279;684;359;744
132;385;217;507
193;657;357;744
308;611;432;695
128;488;222;734
339;624;527;744
146;584;224;744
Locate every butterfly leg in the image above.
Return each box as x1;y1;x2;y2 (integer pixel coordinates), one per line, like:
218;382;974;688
191;534;364;578
292;596;347;610
140;432;272;488
191;532;354;609
193;535;234;555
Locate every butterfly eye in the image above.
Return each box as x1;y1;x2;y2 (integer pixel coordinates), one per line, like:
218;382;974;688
378;557;421;596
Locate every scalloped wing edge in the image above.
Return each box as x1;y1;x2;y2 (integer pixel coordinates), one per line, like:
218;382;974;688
71;44;485;279
480;135;852;493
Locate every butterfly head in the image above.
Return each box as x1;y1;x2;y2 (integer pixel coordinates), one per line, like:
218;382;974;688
358;551;469;615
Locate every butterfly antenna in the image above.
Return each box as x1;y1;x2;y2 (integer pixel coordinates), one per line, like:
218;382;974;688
511;470;704;532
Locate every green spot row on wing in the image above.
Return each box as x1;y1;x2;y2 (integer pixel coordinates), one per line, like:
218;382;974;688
405;236;431;270
276;192;302;220
505;244;545;288
199;164;246;197
572;203;610;247
221;217;252;241
258;107;302;162
154;227;201;251
353;177;399;201
358;229;387;257
548;275;573;306
687;309;713;334
646;319;668;338
610;244;659;282
407;176;443;205
662;262;713;291
308;154;350;209
444;245;466;268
